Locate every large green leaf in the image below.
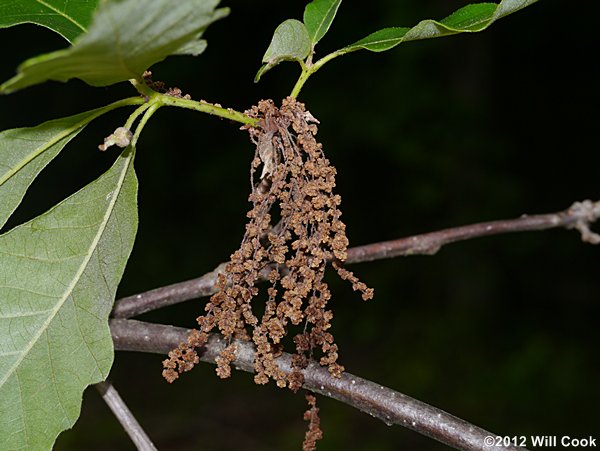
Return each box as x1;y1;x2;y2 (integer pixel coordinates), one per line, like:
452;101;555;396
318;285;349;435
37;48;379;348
0;99;140;230
0;0;99;42
340;0;539;54
303;0;342;45
0;148;138;450
255;19;311;82
0;0;229;94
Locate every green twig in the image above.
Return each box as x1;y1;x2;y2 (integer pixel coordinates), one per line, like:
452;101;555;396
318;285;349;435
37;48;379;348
158;96;257;126
103;96;148;113
290;50;345;99
130;78;258;127
290;69;312;99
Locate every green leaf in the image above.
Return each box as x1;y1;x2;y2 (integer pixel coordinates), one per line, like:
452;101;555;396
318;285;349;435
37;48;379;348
344;27;410;53
340;0;539;54
173;38;208;57
0;0;229;94
303;0;342;45
0;0;99;42
0;148;138;450
255;19;311;82
0;104;129;230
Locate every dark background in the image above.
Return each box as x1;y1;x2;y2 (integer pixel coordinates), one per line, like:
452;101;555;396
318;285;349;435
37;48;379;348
1;0;598;449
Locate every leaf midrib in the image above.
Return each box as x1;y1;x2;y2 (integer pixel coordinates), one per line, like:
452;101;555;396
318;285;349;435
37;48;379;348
0;130;76;188
343;0;534;53
310;0;339;43
0;98;143;190
0;152;132;388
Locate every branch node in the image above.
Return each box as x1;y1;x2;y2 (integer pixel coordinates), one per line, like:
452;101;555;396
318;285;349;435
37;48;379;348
567;200;600;244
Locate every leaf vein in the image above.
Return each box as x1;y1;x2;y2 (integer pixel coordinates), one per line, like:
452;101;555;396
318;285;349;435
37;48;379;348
0;154;132;388
0;308;54;319
34;0;86;33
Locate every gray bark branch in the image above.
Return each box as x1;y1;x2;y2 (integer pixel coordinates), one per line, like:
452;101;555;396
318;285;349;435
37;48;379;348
110;318;525;451
95;380;158;451
112;200;600;319
346;199;600;262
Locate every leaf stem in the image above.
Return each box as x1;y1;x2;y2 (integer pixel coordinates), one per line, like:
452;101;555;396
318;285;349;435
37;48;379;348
131;102;162;147
102;96;148;113
124;102;153;131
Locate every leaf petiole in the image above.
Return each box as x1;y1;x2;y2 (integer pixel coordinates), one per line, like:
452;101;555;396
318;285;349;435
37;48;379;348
124;102;153;131
131;102;162;148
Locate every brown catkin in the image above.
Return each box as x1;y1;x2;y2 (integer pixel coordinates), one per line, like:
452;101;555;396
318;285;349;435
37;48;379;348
302;394;323;451
163;97;373;389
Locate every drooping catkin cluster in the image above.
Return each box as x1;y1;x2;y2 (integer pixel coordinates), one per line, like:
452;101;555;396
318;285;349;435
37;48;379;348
163;97;373;391
302;394;323;451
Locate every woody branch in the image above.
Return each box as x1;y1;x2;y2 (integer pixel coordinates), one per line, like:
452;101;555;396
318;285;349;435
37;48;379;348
112;199;600;319
110;319;524;451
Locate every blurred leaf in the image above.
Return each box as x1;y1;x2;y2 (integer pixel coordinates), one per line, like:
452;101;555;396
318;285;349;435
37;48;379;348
303;0;342;45
0;148;138;450
0;0;229;94
0;0;99;42
173;38;208;57
340;0;538;53
255;19;311;82
0;103;132;230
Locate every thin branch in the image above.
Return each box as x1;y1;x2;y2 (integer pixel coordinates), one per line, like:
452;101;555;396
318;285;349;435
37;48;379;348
110;319;524;451
346;199;600;263
95;380;158;451
112;200;600;319
112;264;227;318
